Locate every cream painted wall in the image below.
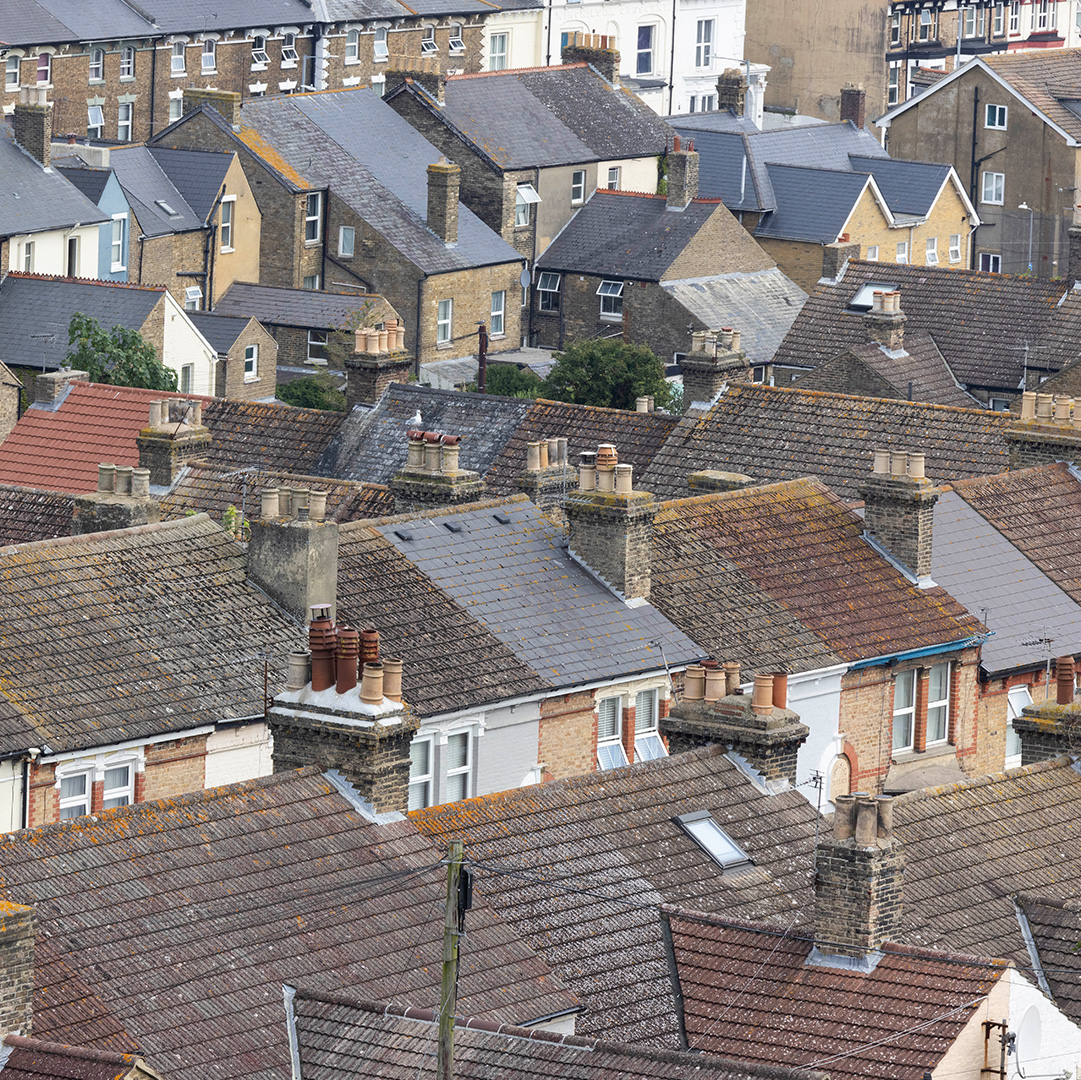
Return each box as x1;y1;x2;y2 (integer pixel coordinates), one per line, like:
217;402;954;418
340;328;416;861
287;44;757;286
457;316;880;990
9;224;101;277
0;759;22;833
1006;968;1081;1080
162;292;217;395
600;155;659;195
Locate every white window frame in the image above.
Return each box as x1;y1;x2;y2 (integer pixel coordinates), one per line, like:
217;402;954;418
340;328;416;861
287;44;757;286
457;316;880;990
893;669;916;752
303;274;320;290
963;5;985;36
437;298;453;344
22;241;32;273
408;737;433;810
372;74;385;97
634;689;666;762
918;8;936;39
36;52;50;85
88;104;105;139
981;170;1004;205
695;19;713;66
339;225;355;257
607;166;620;190
949;233;962;262
993;2;1005;34
345;29;360;62
1005;685;1031;767
220;195;235;251
986;103;1007;129
1032;0;1055;30
925;236;938;264
184;285;202;311
307;329;329;362
57;768;91;820
896;240;908;264
117;101;133;142
866;245;879;261
373;27;389;60
111;213;127;271
252;34;270;66
421;26;438;54
597;696;629;770
489;32;508;70
1009;0;1020;31
571;169;586;204
121;45;136;78
89;48;105;82
979;251;1002;272
675;810;751;868
5;56;19;89
598;279;624;320
490;290;505;336
449;24;465;51
179;363;193;394
305;191;322;242
281;33;299;64
244;343;258;380
538;271;561;312
201;37;216;73
171;41;186;74
636;24;655;75
515;183;540;227
169;94;183;121
887;65;899;106
444;731;472;802
102;761;134;810
890;10;902;44
927;662;950;745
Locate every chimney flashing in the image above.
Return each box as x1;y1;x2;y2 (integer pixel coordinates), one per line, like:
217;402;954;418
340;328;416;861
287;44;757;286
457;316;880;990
804;945;884;974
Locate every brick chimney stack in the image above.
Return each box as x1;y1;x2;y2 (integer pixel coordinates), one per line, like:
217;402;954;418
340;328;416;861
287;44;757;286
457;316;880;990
667;135;699;211
813;793;904;962
679;327;750;410
181;87;242;126
345;318;414;408
564;443;657;600
1011;655;1081;763
72;462;160;534
427;158;460;246
516;435;573;507
859;448;939;580
13;87;52;167
560;32;620;87
820;241;861;282
0;901;35;1037
390;430;485;510
840;86;867;129
136;399;212;486
864;289;906;351
716;69;748;116
1006;390;1081;469
385;56;446;105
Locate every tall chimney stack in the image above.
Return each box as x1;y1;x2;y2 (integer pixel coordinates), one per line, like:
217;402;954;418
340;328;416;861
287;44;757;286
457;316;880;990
136;399;212;486
1011;655;1081;764
560;32;620;87
716;69;748;116
427;158;460;246
667;135;699;211
0;902;35;1037
864;289;906;351
859;448;939;580
679;327;750;410
13;87;52;168
839;85;867;129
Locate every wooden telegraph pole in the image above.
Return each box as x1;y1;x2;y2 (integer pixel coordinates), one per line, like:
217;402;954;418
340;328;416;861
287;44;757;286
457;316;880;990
437;840;467;1080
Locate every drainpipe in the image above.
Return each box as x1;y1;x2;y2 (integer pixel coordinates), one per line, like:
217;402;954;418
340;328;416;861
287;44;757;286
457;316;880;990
150;36;162;137
415;273;426;377
667;0;677;114
204;183;226;310
545;0;553;66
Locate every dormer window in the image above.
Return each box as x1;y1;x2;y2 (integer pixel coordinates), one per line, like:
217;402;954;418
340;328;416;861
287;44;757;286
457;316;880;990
674;811;752;869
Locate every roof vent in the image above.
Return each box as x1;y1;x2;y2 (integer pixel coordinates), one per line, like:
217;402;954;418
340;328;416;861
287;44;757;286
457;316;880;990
493;513;511;525
393;530;413;541
443;522;462;533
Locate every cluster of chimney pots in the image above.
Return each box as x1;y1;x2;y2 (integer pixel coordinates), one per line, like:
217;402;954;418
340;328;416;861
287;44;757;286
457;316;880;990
297;604;404;704
1019;390;1081;426
578;443;637;493
870;290;902;314
690;326;741;356
96;462;151;498
525;436;569;471
261;486;330;521
682;660;788;714
356;319;406;354
870;449;927;479
406;430;463;473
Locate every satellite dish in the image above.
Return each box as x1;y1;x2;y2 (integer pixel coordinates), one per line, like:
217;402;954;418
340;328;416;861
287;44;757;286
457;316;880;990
1016;1006;1042;1068
519;269;531;288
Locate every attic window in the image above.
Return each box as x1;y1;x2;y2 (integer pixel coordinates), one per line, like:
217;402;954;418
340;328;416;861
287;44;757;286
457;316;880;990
155;199;181;217
674;810;753;869
848;282;897;311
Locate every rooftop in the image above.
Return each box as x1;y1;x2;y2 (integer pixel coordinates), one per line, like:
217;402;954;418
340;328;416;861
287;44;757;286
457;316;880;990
0;484;73;546
213;283;393;332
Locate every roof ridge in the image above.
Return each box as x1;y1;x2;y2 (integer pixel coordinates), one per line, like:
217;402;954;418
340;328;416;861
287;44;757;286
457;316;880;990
3;271;165;293
226;280;384;300
727;381;1006;417
0;512;216;558
2;1035;138;1065
657;475;822;513
447;62;590;80
891;755;1075;804
345;492;531;531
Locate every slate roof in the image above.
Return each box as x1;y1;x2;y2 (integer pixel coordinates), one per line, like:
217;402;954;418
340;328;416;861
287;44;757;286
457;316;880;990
483;398;679;496
639;384;1011;501
773;260;1068;389
0;514;302;754
753;165;870;244
652;480;979;664
316;384;532;484
0;128;108;239
0;274;163;373
661;271;807;364
0;0;151;45
411;745;823;1047
139;0;315;35
290;989;815;1080
848;154;951;217
537;191;774;282
224;90;521;274
422;65;670;169
160;464;394;523
372;496;700;686
794;331;979;408
669;109;760;134
0;1037;148;1080
187;313;252;355
1016;896;1081;1025
54;166;111;205
0;485;73;546
667;910;1008;1080
109;147;229;236
213;283;392;332
0;769;577;1080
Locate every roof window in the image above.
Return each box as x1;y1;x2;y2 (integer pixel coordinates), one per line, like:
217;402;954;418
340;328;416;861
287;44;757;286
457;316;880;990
849;281;898;311
674;810;752;869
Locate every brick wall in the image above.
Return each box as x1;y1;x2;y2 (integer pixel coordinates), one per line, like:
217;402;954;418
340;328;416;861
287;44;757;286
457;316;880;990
220;319;278;400
0;902;34;1038
135;229;205;308
794;350;900;399
755;237;827;295
0;361;20;444
538;691;596;778
564;491;657;600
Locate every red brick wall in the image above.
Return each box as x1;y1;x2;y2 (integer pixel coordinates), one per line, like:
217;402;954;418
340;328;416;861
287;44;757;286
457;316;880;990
538;692;596;779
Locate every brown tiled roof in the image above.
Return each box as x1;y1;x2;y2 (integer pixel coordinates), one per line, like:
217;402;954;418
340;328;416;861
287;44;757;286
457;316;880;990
667;910;1008;1080
891;758;1081;970
950;463;1081;604
336;518;547;717
639;384;1010;501
291;989;819;1080
655;479;978;662
983;49;1081;142
0;515;302;754
1016;895;1081;1025
772;260;1066;388
0;770;578;1080
794;331;978;408
484;398;679;496
160;464;393;523
0;1036;147;1080
0;485;73;545
411;746;822;1049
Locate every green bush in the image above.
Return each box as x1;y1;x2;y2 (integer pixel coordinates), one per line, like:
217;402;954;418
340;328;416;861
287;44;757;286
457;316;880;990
469;363;543;398
540;339;672;411
65;313;177;391
277;373;347;411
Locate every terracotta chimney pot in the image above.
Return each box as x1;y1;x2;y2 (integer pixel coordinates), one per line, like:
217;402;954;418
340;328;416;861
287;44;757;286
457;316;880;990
1056;396;1073;422
723;660;741;696
684;664;706;701
636;396;649;413
360;661;385;704
1021;391;1036;421
597;465;616;493
336;627;360;694
771;672;788;709
383;657;403;702
907;452;926;480
287;650;311;690
538;439;549;469
309;490;328;522
854;794;878;846
1037;393;1054;420
703;660;724;703
261;488;280;519
751;673;774;716
115;465;133;495
889;450;908;477
131;468;150;498
873;448;890;475
833;794;857;838
98;463;116;493
1056;655;1075;705
614;463;633;493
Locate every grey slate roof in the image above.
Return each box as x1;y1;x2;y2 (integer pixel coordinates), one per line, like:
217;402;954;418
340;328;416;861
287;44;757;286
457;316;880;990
0;0;152;43
849;154;950;217
148;146;231;220
0;274;162;372
188;312;252;354
661;270;807;363
316;383;532;483
54;165;111;204
109;146;225;236
668;109;760;134
139;0;315;34
754;165;870;244
214;282;386;331
236;90;521;274
374;498;702;686
0;128;108;238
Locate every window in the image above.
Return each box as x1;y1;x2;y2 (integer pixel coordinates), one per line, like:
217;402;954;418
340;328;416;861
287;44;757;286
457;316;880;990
102;764;133;809
87;104;104;138
674;811;751;868
184;285;202;311
896;240;909;264
571;169;586;204
949;233;962;262
282;33;299;63
303;274;320;290
66;235;78;277
927;662;950;744
849;280;899;310
169;95;182;121
437;298;453;344
538;271;561;311
1009;0;1020;31
490;290;505;336
962;6;985;36
5;56;19;89
597;279;623;320
986;103;1007;129
698;93;716;111
981;170;1004;204
171;42;185;73
21;242;33;272
607;166;620;189
695;20;713;66
866;245;879;261
421;26;438;54
117;101;132;142
993;3;1005;34
305;191;322;242
445;732;471;802
372;74;385;97
917;8;936;39
892;669;916;752
597;697;628;770
636;24;654;75
979;251;1002;272
1005;685;1031;766
373;27;388;60
36;52;50;84
925;236;938;264
489;32;508;70
220;197;234;250
1032;0;1055;29
449;24;465;51
202;38;216;72
890;9;902;44
344;29;360;62
515;183;540;226
111;214;126;270
252;35;270;64
89;48;104;81
989;396;1011;410
58;771;90;820
308;329;329;362
634;689;666;761
408;739;433;810
244;343;258;380
888;65;900;106
121;45;135;78
339;225;355;257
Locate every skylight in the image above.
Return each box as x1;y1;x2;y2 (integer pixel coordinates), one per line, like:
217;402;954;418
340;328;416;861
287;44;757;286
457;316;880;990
155;199;180;217
674;811;752;869
848;282;897;311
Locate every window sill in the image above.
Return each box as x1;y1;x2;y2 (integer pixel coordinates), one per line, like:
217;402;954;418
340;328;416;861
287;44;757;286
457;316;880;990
304;240;321;248
119;75;135;83
281;59;298;69
89;79;105;86
599;313;623;322
251;63;268;71
338;253;354;260
171;70;186;78
111;263;126;272
244;375;259;383
436;341;453;349
374;56;389;63
490;332;505;340
201;69;218;76
892;741;955;765
345;57;361;65
220;246;235;254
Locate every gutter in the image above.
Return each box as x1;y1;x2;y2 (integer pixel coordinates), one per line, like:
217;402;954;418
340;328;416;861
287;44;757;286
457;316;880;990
848;634;988;670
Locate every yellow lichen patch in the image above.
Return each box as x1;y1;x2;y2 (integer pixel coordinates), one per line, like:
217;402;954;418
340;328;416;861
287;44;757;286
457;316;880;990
234;126;311;190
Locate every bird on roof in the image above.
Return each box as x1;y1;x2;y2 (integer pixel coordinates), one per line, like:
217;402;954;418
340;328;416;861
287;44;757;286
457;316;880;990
410;409;422;426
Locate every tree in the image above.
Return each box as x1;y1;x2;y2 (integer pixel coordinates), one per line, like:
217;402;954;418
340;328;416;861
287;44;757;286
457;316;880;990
467;363;542;398
276;372;347;411
65;313;178;391
540;338;672;411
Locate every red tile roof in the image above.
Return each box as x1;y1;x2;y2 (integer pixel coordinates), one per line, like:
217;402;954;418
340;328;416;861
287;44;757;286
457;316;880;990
0;1036;146;1080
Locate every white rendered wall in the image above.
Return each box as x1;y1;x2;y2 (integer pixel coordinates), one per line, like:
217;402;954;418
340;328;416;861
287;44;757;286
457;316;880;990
162;292;217;395
8;224;100;277
205;722;273;788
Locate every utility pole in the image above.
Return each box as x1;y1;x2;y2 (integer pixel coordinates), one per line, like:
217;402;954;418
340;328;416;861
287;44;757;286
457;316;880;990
437;840;468;1080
